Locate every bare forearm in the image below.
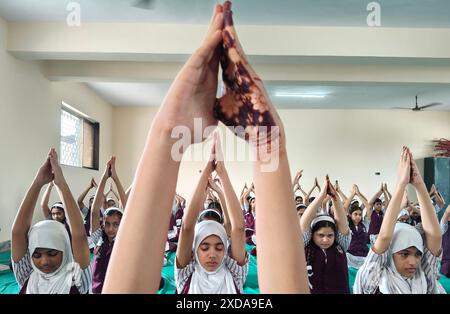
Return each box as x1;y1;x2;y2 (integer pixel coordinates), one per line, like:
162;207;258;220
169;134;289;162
12;181;43;262
337;190;348;204
12;181;42;238
56;183;85;237
220;172;244;231
301;192;325;232
77;185;91;209
55;181;90;268
357;192;370;210
254;152;309;293
369;190;383;205
415;183;441;255
333;197;349;235
103;128;180;293
91;176;107;233
218;193;231;236
184;172;210;230
373;183;406;254
343;192;355;211
113;175;128;209
40;184;52;217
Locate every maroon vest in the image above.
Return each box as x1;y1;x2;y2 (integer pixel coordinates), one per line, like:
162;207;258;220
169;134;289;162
168;208;184;243
368;211;383;237
347;223;369;257
306;243;349;294
19;277;80;294
91;232;114;294
441;222;450;277
244;212;255;237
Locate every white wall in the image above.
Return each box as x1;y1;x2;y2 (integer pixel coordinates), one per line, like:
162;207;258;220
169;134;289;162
0;17;113;242
112;106;450;204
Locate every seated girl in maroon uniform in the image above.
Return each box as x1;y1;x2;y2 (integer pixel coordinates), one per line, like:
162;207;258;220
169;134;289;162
439;204;450;278
300;175;352;294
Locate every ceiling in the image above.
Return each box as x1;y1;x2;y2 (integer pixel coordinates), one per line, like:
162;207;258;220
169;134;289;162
1;0;450;28
86;81;450;110
2;0;450;111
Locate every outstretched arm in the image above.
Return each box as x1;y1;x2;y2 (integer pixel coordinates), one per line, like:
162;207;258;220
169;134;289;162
409;151;441;256
327;176;349;235
335;180;348;205
12;153;54;263
77;178;96;210
110;157;128;209
177;159;215;269
208;178;231;236
213;133;246;264
40;181;53;218
49;149;90;268
91;160;111;234
103;3;224;293
215;2;309;293
373;147;411;255
300;179;328;233
343;185;357;213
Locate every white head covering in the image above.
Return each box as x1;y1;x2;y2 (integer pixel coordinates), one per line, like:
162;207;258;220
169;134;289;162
189;220;237;294
397;209;409;219
26;220;81;294
378;223;427;294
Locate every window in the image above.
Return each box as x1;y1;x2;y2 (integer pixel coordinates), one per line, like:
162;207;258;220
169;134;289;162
60;102;99;170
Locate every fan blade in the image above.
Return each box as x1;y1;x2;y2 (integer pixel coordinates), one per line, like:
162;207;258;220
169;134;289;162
419;102;443;110
133;0;155;10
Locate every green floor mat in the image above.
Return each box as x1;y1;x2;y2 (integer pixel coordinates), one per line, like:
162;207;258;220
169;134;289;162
1;247;448;294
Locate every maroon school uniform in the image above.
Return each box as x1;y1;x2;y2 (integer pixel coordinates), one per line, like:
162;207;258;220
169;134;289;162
441;222;450;277
168;207;184;242
92;231;114;294
306;243;349;294
244;212;255;236
368;210;384;238
347;223;369;257
244;212;256;246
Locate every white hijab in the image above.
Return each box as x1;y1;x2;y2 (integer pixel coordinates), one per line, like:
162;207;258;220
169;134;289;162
27;220;81;294
378;223;428;294
189;220;237;294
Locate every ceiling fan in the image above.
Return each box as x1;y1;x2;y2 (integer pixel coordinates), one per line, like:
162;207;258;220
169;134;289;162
392;95;444;111
132;0;156;10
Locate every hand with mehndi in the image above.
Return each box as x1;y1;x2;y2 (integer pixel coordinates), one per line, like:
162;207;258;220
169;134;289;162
214;1;285;156
152;4;224;144
326;175;337;200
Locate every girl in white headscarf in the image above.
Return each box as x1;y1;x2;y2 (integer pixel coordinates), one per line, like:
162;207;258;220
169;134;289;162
354;147;443;294
175;137;248;294
11;149;91;294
